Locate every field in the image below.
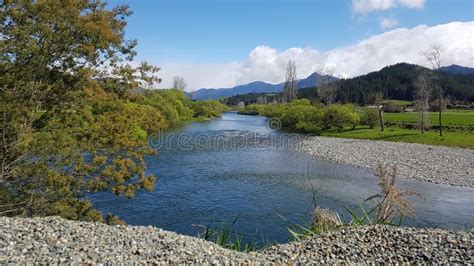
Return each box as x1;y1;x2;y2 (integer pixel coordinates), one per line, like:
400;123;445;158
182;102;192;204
321;110;474;149
384;110;474;126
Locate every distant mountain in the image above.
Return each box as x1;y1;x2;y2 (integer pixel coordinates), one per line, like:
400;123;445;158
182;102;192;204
188;81;283;100
440;64;474;75
188;73;338;100
297;72;338;89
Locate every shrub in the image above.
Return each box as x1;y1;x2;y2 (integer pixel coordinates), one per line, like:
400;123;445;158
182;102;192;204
238;104;264;115
283;163;421;241
364;163;420;224
360;108;379;129
384;101;402;113
191;100;228;118
143;89;194;126
313;208;342;233
322;105;359;130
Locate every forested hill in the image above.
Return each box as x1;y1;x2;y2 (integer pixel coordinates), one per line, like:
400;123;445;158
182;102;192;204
225;63;474;106
335;63;474;104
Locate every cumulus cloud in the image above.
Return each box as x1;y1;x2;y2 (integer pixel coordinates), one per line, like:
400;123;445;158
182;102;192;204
157;21;474;91
380;18;399;29
398;0;425;8
352;0;425;14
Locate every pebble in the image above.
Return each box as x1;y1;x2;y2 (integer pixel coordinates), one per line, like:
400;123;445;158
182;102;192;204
0;217;472;264
299;136;474;187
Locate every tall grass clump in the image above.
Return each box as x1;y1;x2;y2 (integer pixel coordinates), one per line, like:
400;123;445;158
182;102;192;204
363;163;420;224
196;216;262;252
284;163;420;241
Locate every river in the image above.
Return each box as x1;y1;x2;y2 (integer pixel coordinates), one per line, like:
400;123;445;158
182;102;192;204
89;112;474;244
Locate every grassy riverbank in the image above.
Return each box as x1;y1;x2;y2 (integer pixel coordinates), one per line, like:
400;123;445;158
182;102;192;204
239;102;474;149
384;110;474;126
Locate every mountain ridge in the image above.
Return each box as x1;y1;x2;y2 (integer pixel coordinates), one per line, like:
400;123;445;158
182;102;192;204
440;64;474;75
188;73;338;100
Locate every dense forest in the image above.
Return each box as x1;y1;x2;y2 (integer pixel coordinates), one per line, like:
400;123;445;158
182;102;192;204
224;63;474;106
336;63;474;104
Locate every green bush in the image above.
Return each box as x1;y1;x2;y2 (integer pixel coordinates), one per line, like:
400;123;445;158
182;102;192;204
322;105;360;130
361;108;379;129
191;100;228;118
142;89;194;126
240;101;360;132
238;104;264;115
141;89;227;125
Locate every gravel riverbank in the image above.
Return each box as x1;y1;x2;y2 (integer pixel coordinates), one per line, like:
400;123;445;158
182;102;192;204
300;136;474;187
1;217;472;264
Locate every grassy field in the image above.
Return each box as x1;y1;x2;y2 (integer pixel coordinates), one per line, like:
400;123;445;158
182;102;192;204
320;127;474;149
384;110;474;126
324;109;474;148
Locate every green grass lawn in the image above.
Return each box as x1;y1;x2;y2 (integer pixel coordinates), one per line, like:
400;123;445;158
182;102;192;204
384;110;474;126
320;127;474;149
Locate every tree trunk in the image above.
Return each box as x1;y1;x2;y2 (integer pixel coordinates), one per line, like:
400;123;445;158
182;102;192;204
378;106;384;132
421;111;424;134
438;86;442;136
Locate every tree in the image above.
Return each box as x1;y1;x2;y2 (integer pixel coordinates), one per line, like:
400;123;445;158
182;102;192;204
322;105;359;131
377;105;385;131
318;83;338;105
361;109;379;129
282;60;297;103
0;0;160;220
374;91;385;131
422;43;443;136
256;96;267;104
172;76;187;90
317;67;338;105
414;70;432;134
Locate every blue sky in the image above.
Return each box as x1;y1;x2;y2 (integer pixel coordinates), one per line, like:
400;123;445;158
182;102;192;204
108;0;474;90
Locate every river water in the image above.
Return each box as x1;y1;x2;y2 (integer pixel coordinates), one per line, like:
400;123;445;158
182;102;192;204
89;112;473;244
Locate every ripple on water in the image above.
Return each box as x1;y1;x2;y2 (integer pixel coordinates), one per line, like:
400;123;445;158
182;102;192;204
89;112;474;244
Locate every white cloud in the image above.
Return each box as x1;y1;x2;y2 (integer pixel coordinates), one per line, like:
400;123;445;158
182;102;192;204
352;0;425;14
156;21;474;91
398;0;425;8
380;17;399;29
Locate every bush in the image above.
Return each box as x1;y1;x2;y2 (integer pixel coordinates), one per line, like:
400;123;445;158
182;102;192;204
281;103;321;130
143;89;194;126
238;104;264;115
322;105;360;130
240;102;362;132
191;100;228;118
361;108;379;129
384;101;402;113
142;89;227;124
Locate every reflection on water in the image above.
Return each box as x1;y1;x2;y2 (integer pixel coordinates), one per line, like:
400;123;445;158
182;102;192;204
89;112;474;244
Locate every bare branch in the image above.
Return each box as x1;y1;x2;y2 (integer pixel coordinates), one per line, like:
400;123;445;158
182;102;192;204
172;76;187;91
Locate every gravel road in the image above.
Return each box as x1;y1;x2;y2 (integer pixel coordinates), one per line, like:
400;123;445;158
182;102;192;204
299;136;474;187
1;217;472;264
